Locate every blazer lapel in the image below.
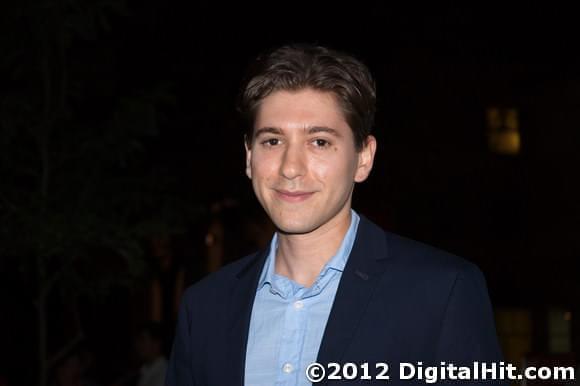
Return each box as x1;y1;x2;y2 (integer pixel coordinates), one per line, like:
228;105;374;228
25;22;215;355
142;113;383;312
225;249;269;385
316;215;391;370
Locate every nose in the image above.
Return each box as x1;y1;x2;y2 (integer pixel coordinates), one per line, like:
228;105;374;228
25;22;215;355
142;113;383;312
279;142;306;180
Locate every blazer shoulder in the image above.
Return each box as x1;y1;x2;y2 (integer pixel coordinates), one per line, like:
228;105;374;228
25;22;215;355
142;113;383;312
383;230;484;281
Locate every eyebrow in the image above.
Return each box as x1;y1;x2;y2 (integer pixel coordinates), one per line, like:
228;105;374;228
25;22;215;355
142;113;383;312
308;126;342;137
253;126;342;138
254;127;283;138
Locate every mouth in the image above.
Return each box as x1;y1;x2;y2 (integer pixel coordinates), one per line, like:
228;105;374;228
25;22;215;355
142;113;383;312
274;189;315;203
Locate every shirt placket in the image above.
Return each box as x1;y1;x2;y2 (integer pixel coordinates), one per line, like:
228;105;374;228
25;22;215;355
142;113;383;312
275;289;308;386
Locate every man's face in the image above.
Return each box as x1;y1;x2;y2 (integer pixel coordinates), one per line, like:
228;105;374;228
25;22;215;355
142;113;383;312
245;88;376;235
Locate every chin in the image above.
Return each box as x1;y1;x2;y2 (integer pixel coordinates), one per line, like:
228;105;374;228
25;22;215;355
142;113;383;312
271;216;318;235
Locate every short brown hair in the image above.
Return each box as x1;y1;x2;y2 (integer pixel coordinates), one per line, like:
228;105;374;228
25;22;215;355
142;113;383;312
237;44;376;151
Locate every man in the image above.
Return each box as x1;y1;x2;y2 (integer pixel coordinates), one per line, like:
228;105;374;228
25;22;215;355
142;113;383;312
166;44;504;385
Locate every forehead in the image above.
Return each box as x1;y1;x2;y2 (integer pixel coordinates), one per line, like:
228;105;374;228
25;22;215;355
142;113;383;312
254;88;349;131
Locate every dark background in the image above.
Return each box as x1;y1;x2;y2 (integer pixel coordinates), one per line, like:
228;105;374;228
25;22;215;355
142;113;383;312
1;2;578;385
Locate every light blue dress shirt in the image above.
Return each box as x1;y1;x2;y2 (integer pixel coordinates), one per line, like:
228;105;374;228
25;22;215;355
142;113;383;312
245;210;360;386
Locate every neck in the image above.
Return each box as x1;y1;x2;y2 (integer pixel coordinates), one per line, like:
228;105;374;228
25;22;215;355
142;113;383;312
275;206;352;287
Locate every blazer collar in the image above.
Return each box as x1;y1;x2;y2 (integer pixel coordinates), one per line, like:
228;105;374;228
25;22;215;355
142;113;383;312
225;214;389;385
315;215;390;369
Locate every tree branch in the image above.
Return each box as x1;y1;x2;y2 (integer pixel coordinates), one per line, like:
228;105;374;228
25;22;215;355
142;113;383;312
46;331;84;370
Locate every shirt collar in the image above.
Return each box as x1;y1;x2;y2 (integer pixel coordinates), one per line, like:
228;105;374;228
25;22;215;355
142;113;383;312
257;209;360;291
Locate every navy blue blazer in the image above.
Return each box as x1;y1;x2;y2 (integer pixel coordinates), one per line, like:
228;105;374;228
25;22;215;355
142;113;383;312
167;215;504;385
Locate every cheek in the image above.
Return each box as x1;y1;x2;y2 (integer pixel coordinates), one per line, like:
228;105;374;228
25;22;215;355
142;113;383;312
309;160;331;180
310;153;357;183
251;153;277;183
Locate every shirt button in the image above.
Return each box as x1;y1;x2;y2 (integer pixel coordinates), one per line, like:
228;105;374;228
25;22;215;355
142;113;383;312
282;363;294;373
293;300;304;310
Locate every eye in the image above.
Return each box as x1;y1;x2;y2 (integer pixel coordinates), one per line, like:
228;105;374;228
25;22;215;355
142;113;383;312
312;138;331;147
261;138;281;147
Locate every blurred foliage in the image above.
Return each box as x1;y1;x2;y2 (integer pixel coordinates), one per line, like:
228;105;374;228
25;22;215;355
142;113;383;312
0;0;197;383
0;0;192;290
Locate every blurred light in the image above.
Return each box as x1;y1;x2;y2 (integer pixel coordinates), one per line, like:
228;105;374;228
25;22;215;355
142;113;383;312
548;308;571;353
564;311;572;321
486;107;521;155
205;233;215;247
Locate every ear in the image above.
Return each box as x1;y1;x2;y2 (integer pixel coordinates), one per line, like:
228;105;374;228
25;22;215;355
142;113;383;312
244;138;252;179
354;135;377;183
